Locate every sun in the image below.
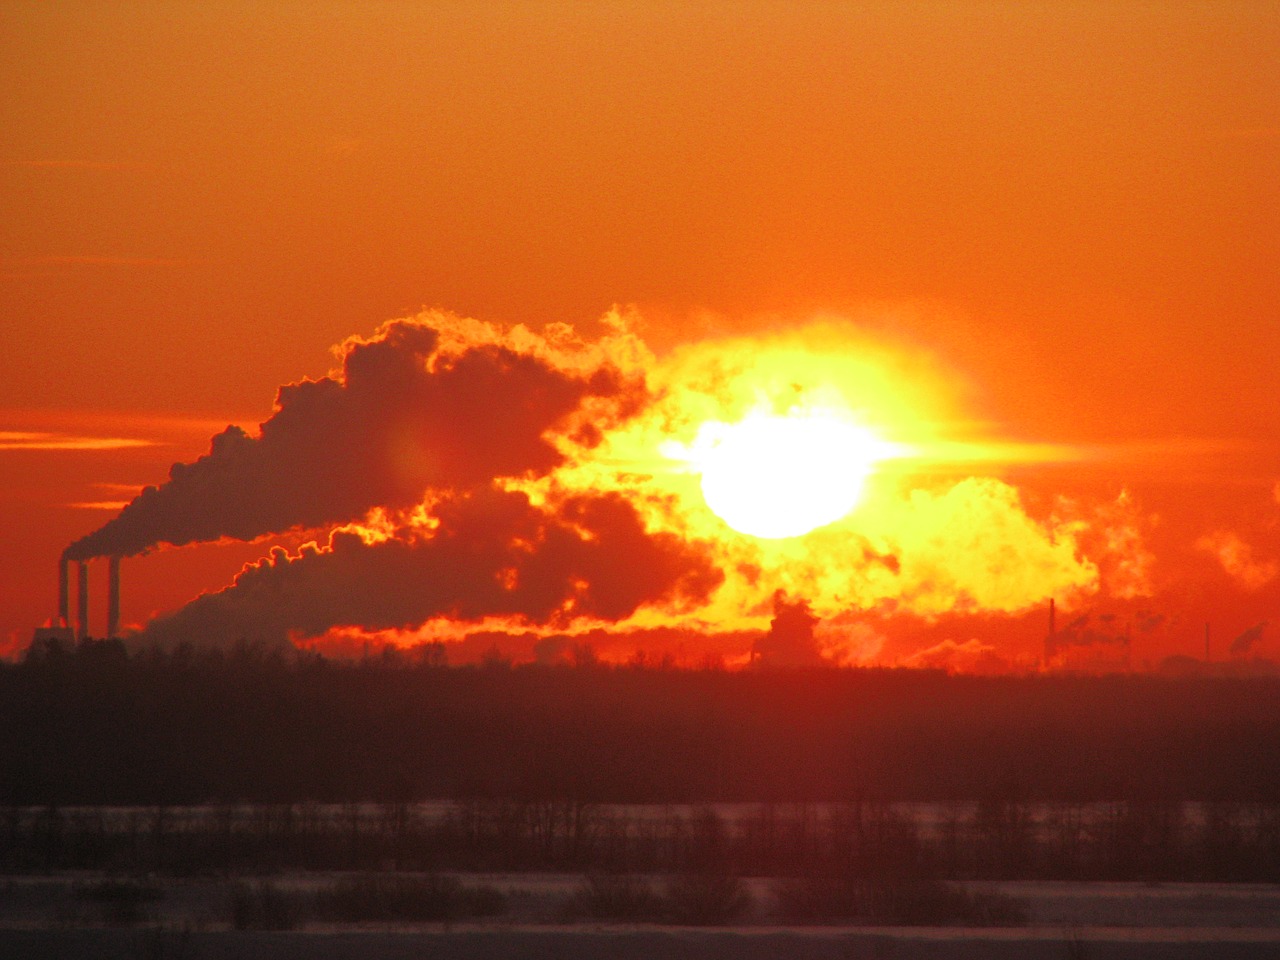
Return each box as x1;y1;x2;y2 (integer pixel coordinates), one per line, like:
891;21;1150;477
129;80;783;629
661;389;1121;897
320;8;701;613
690;410;901;539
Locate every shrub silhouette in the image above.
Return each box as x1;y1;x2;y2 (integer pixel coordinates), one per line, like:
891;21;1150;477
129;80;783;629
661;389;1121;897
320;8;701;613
567;873;661;921
313;874;506;923
663;871;751;925
229;881;305;930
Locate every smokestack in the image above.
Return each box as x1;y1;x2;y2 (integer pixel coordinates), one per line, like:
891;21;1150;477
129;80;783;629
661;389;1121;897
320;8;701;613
76;561;89;642
1205;622;1211;663
107;556;120;640
58;555;70;627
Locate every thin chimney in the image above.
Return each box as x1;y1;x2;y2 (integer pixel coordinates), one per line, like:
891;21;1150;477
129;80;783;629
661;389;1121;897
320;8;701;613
58;555;70;627
107;556;120;640
76;560;89;642
1205;622;1211;663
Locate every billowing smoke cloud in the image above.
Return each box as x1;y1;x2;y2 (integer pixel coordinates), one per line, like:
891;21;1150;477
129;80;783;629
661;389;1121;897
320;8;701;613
139;488;721;649
752;592;825;667
1197;531;1277;591
1052;489;1155;600
902;638;1014;674
70;309;1205;664
66;318;632;560
1055;612;1132;649
1230;621;1268;657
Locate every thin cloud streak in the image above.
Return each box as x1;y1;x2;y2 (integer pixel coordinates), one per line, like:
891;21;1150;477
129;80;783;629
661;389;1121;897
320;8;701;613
91;482;145;496
0;412;260;447
0;431;156;452
918;436;1243;469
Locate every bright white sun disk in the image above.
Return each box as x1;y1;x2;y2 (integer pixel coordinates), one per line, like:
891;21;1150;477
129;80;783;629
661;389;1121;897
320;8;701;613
692;413;899;539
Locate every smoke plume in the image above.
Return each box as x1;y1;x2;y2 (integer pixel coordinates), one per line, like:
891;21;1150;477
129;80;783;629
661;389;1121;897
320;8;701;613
64;309;1211;664
65;318;632;560
752;592;825;667
1230;621;1268;657
901;638;1013;674
138;487;721;649
1197;530;1278;591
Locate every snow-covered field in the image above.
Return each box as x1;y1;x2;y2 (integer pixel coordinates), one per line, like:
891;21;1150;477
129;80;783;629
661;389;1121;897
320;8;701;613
2;875;1280;959
2;923;1280;959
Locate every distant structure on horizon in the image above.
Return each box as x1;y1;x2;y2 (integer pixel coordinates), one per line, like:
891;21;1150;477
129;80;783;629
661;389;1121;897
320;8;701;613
32;553;123;647
1042;598;1134;674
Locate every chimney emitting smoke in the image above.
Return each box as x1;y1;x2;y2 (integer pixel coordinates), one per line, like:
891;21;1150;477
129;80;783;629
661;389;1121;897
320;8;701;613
58;555;70;628
107;556;120;639
76;561;89;642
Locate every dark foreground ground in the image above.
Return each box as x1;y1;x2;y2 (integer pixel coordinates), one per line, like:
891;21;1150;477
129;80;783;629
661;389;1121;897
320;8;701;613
3;876;1280;960
4;924;1280;960
8;651;1280;807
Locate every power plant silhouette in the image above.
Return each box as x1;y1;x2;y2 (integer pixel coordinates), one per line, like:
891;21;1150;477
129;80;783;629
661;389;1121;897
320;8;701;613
36;554;122;644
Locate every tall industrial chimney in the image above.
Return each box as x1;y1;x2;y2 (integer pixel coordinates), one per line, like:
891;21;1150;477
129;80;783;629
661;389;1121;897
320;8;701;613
1205;622;1211;663
57;555;70;627
107;556;121;640
76;560;89;642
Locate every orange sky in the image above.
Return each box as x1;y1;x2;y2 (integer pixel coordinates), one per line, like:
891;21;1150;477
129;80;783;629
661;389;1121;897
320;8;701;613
2;2;1278;667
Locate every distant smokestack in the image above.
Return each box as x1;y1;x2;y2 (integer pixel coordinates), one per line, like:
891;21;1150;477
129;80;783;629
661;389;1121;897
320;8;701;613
76;561;89;642
58;555;70;627
1205;622;1211;663
107;556;120;639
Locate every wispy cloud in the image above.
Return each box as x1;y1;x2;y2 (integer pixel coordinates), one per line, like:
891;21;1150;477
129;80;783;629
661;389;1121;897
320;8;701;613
0;431;156;452
66;484;146;512
66;481;145;512
0;409;260;442
92;482;146;496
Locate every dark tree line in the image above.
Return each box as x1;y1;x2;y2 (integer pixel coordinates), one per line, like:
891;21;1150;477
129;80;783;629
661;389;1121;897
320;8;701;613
3;637;1280;806
6;796;1280;883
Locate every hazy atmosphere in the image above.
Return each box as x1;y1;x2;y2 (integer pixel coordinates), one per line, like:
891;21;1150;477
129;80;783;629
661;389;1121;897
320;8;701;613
2;4;1279;956
4;2;1277;670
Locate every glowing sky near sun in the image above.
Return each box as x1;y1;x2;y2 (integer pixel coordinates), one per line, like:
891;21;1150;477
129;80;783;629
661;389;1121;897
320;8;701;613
1;1;1277;668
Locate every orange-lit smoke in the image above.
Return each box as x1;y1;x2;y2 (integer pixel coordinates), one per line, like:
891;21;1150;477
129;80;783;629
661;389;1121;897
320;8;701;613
519;316;1105;634
118;309;1167;664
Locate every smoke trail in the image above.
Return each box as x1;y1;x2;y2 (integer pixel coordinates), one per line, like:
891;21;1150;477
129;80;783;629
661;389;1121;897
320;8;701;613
1230;621;1267;656
1197;530;1278;591
137;487;721;649
66;318;635;560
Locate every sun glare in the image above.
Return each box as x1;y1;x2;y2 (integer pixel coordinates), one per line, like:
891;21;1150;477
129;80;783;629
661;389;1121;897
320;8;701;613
691;411;902;539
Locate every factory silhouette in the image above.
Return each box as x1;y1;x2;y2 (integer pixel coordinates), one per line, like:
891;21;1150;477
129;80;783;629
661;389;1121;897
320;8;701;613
32;554;123;647
30;555;1252;677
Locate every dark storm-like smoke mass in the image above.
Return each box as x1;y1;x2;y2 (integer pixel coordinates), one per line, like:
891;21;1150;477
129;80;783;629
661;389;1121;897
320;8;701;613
1231;621;1268;656
139;488;722;648
65;320;630;561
